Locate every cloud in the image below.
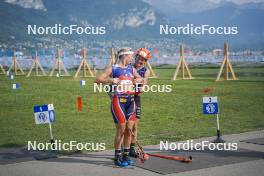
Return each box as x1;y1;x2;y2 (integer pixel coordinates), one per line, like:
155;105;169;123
5;0;46;10
208;0;264;4
144;0;264;13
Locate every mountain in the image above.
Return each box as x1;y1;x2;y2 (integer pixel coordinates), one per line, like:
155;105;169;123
145;0;264;49
0;0;170;43
0;0;263;49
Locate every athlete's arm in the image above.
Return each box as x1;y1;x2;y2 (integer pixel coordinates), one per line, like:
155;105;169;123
132;67;143;83
95;66;119;84
136;69;150;93
143;69;150;85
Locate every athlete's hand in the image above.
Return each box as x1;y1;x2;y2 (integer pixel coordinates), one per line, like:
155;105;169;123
110;78;120;84
134;77;143;84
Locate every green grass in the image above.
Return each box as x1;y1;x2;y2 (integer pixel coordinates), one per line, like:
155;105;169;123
0;66;264;150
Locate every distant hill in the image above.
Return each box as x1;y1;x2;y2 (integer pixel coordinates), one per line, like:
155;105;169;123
0;0;169;43
146;0;264;49
0;0;263;49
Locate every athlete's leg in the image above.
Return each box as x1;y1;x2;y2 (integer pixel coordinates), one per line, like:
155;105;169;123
133;96;141;143
114;123;126;166
124;119;135;148
115;123;126;150
111;95;128;167
131;118;139;143
112;95;127;150
124;97;137;149
130;96;141;157
123;118;135;165
130;118;139;157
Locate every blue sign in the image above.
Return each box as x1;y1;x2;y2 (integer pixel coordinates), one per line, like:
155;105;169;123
38;112;48;123
203;96;218;114
8;74;14;80
49;110;55;123
34;104;55;124
80;80;86;86
12;83;20;89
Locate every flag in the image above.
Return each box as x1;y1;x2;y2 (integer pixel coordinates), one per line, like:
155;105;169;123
12;83;20;89
80;80;86;86
33;104;56;124
8;74;14;80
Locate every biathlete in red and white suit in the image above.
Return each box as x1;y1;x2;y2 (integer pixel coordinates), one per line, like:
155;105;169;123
95;47;143;167
129;48;151;158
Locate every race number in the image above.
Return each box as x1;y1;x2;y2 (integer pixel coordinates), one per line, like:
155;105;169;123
203;96;218;114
